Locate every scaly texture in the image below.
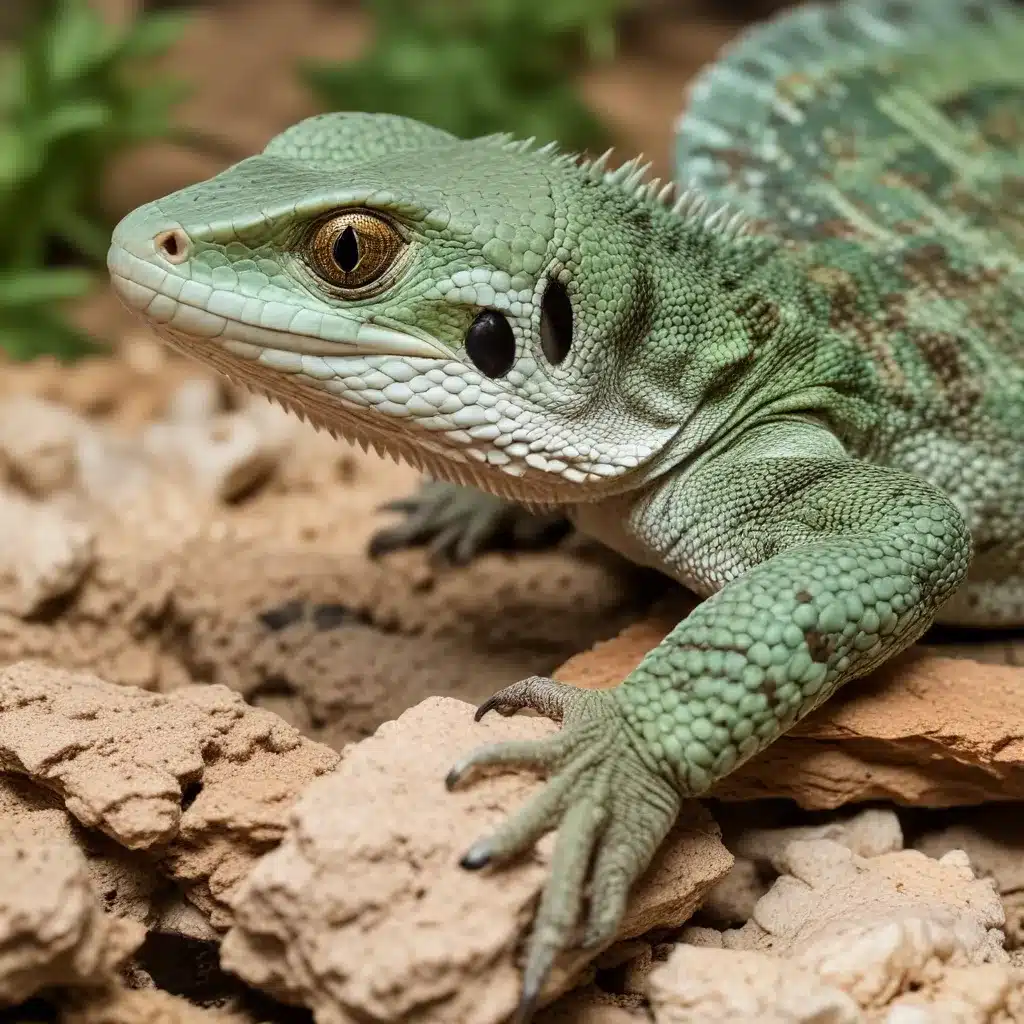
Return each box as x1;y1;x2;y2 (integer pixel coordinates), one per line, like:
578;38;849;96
107;0;1023;1016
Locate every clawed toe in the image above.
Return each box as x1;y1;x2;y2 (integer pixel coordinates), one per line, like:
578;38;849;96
369;481;569;564
448;686;682;1020
474;676;576;722
444;733;573;790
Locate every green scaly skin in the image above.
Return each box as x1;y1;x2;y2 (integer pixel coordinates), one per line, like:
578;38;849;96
108;0;1023;1016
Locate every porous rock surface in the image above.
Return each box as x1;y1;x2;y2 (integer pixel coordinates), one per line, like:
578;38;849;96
0;821;144;1006
647;946;862;1024
0;368;656;747
537;988;648;1023
650;834;1024;1023
700;807;905;930
0;661;338;927
1;356;1023;1022
558;619;1024;808
914;810;1024;951
220;695;734;1024
1;773;167;928
722;841;1007;995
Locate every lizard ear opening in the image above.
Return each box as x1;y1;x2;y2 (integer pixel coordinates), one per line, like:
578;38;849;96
540;278;572;366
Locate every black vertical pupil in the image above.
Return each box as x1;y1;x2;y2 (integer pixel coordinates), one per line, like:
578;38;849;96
333;226;360;273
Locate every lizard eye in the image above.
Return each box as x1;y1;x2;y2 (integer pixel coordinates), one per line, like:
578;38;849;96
305;210;407;292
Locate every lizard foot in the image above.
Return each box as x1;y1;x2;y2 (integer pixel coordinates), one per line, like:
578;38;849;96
369;481;570;564
446;677;681;1022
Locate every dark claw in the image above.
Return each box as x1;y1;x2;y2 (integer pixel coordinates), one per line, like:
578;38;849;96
474;697;499;722
459;843;492;870
367;530;405;559
511;975;542;1024
474;694;517;721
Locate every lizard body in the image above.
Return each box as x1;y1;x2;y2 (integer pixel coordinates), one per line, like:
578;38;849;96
108;0;1023;1016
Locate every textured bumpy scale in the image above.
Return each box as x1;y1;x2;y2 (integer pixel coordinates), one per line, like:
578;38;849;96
108;0;1023;1018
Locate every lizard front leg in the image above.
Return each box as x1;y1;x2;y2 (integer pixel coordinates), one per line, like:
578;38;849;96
446;419;971;1020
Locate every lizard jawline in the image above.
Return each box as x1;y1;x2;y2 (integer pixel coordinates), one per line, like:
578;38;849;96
143;322;576;510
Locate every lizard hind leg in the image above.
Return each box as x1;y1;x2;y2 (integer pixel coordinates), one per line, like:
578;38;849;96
446;678;681;1020
368;480;571;564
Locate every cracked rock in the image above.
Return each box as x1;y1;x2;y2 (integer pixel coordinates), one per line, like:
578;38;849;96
880;961;1024;1022
700;809;905;928
220;695;732;1024
0;828;144;1006
0;662;338;927
914;809;1024;950
1;773;165;927
647;945;860;1024
723;840;1007;1008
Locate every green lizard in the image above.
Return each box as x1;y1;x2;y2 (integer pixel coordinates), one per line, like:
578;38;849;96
108;0;1023;1016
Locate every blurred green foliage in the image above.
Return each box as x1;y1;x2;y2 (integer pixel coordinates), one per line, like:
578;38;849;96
304;0;632;152
0;0;188;360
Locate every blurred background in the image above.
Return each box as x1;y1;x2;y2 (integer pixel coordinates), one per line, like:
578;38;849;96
0;0;791;366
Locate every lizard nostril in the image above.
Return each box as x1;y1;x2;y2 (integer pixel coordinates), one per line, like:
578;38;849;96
154;228;190;264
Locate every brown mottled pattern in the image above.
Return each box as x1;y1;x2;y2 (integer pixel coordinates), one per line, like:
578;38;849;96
678;0;1022;596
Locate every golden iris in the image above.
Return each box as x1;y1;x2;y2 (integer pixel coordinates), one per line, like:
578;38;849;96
305;210;406;292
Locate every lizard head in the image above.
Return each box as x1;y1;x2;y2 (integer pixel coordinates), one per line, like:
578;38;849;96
109;113;750;505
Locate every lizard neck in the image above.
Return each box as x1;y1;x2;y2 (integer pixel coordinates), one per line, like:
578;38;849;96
629;223;885;484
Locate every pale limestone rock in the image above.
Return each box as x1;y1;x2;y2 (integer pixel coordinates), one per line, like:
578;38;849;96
142;413;280;502
697;856;765;929
880;962;1024;1023
221;695;732;1024
0;394;89;497
731;808;904;871
914;810;1024;949
701;809;905;929
0;662;337;926
723;841;1007;1008
0;832;143;1006
646;945;860;1024
164;377;226;423
0;489;94;616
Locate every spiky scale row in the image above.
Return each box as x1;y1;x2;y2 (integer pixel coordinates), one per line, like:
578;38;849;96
487;132;752;239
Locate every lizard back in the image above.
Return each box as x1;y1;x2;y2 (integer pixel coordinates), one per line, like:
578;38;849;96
676;0;1024;623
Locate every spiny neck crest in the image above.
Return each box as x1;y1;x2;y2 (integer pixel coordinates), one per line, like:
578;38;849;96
481;132;750;241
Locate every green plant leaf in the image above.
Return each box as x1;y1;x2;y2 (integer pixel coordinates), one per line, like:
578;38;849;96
0;127;40;187
2;0;190;360
0;269;95;305
0;313;100;361
44;0;116;85
303;0;628;151
33;100;112;145
117;11;190;59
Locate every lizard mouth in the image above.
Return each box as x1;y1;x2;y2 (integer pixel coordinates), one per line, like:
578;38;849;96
106;245;452;362
105;238;649;508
